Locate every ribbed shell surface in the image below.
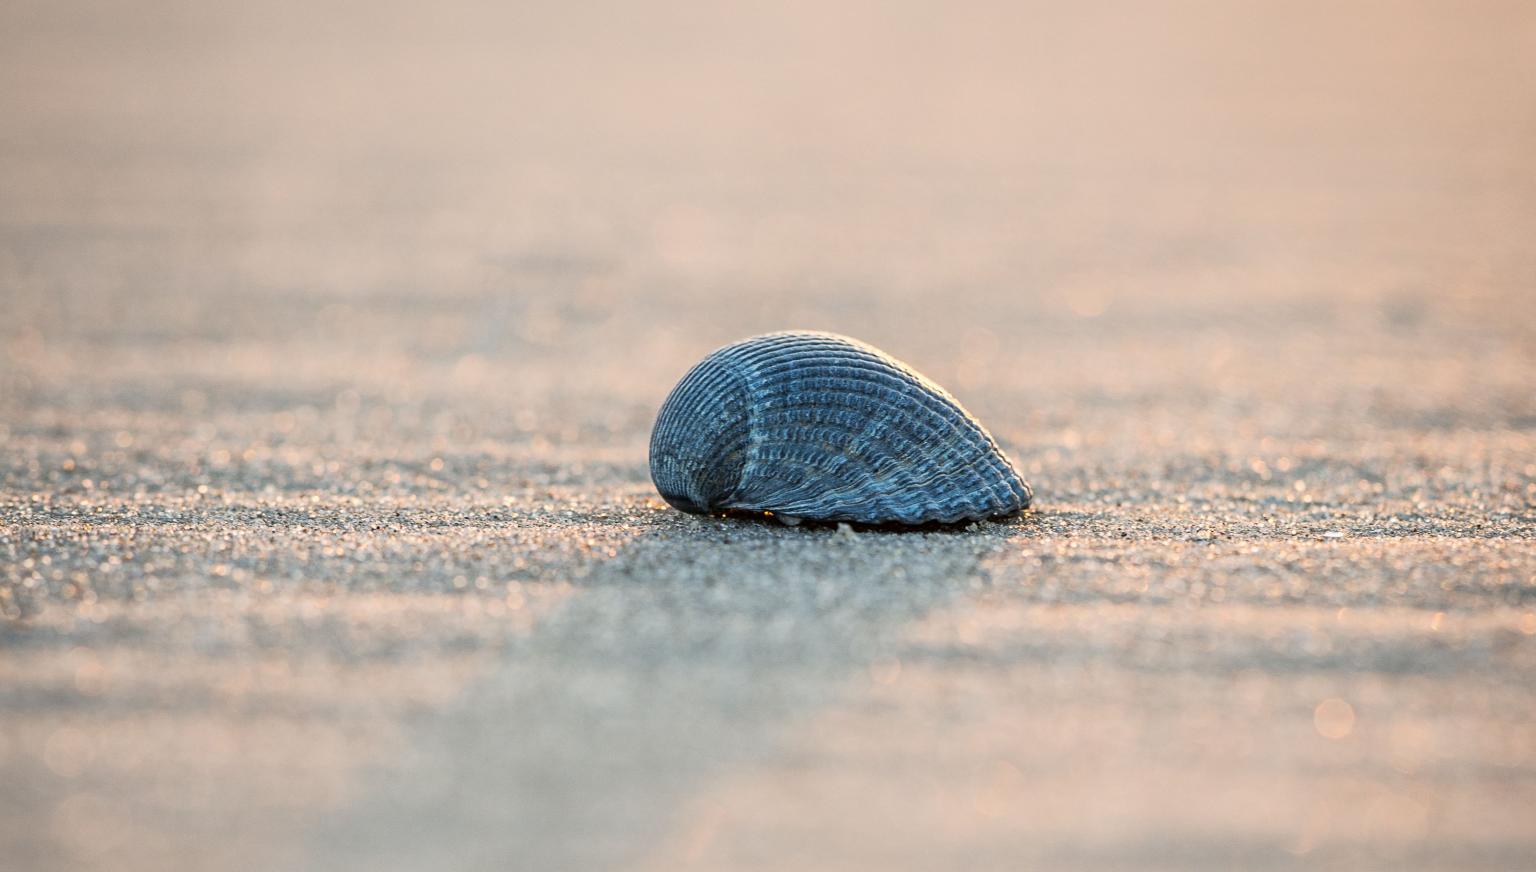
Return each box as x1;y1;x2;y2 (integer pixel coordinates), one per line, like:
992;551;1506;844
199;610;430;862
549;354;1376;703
649;332;1032;525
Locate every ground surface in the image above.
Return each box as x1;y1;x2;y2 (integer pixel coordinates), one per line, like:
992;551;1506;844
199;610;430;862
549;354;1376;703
2;2;1535;870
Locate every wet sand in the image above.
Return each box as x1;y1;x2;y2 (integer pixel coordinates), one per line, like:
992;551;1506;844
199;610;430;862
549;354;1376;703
3;2;1535;870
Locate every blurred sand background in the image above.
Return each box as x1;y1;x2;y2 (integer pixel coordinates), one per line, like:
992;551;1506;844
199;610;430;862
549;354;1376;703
2;1;1535;870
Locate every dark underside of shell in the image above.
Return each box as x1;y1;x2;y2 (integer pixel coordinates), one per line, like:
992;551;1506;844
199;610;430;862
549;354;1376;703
649;331;1032;526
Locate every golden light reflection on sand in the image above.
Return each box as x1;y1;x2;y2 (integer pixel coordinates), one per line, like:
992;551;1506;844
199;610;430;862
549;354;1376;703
1313;698;1356;740
642;596;1536;870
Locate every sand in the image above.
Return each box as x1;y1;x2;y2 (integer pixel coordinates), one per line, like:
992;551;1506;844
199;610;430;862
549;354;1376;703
2;2;1535;870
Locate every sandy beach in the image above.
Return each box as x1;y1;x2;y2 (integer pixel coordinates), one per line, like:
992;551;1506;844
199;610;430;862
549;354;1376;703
3;2;1535;869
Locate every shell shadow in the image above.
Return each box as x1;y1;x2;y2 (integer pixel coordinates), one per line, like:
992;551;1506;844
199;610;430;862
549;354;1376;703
712;507;1039;535
304;501;1037;871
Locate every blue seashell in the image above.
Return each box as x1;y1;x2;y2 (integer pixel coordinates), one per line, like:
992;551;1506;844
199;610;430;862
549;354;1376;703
649;331;1032;525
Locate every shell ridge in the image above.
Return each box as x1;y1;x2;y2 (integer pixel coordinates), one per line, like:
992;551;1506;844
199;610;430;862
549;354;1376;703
648;348;753;511
740;337;1022;519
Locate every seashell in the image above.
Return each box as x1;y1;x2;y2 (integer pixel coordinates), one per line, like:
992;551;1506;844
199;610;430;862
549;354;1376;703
649;331;1032;525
